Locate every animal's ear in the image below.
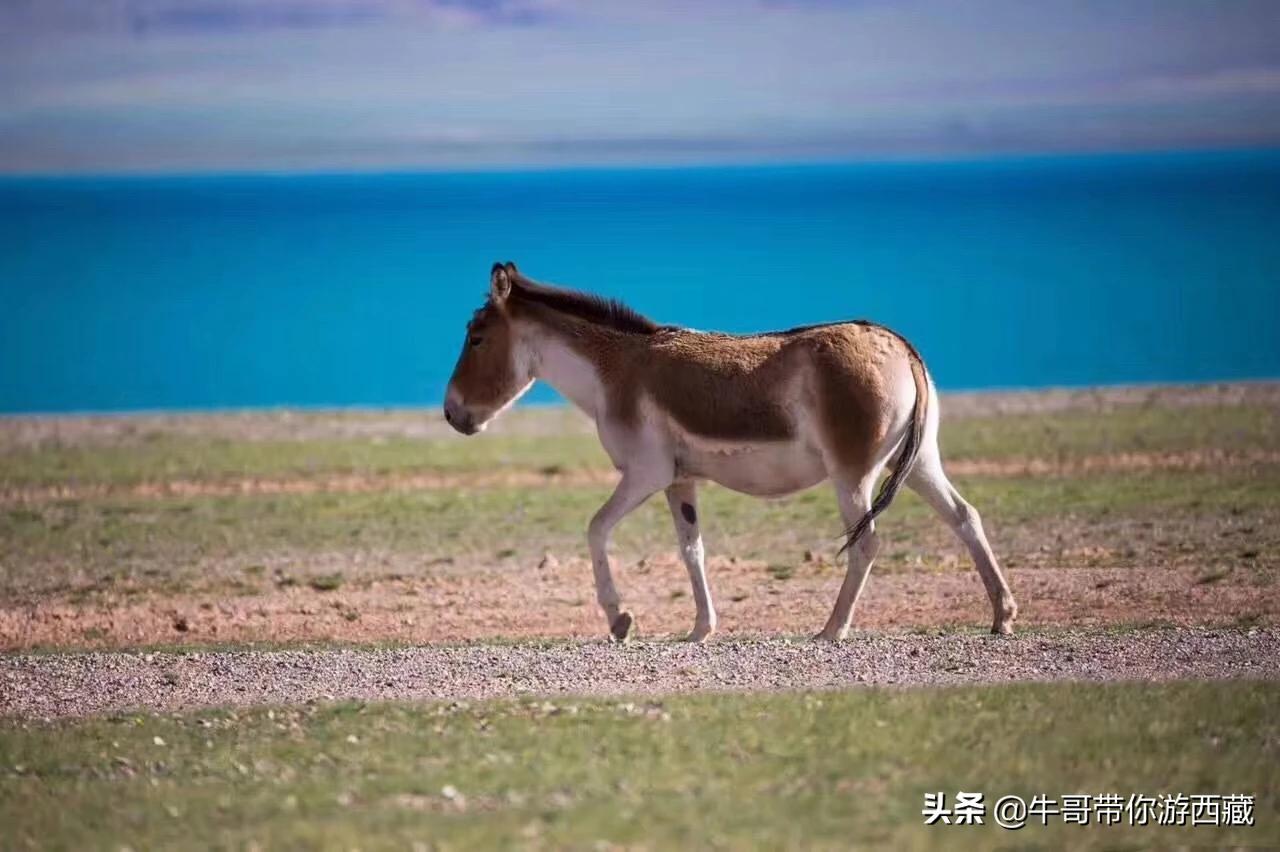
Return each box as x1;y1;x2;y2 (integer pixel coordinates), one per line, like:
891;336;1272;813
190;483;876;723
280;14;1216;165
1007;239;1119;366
503;261;519;279
490;262;512;302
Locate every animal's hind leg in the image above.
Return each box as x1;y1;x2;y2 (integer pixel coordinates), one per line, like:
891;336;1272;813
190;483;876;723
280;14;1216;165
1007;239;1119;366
907;450;1018;635
816;473;880;642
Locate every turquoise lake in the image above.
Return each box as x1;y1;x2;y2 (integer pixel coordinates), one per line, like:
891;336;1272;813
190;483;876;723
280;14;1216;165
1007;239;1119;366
2;150;1278;414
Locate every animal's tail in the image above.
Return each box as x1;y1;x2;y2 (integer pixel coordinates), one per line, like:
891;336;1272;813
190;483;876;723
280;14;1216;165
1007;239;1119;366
838;333;929;556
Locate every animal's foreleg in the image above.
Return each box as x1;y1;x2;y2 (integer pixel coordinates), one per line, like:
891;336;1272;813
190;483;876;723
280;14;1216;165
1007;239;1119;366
665;481;716;642
588;473;662;641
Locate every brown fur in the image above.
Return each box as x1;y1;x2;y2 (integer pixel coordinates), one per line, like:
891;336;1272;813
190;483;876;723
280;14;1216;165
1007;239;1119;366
449;302;519;411
451;269;922;459
812;324;897;471
499;273;916;446
632;330;798;440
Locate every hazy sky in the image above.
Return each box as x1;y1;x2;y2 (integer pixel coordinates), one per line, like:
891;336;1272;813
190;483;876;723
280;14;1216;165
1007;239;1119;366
3;0;1279;173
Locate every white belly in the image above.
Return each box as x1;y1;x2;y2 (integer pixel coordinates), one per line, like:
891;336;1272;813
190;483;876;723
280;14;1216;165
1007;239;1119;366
675;436;828;497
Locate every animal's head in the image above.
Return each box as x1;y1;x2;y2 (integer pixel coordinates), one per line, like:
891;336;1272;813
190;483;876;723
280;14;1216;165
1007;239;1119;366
443;262;534;435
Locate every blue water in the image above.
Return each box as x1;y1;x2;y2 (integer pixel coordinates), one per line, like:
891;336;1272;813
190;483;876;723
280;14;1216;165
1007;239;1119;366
2;151;1279;414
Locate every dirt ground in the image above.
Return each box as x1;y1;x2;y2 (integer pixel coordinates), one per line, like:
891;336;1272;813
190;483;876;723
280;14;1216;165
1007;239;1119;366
3;552;1274;651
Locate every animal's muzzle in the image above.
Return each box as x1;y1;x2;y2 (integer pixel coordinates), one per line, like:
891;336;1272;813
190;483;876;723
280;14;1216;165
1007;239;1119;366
443;399;478;435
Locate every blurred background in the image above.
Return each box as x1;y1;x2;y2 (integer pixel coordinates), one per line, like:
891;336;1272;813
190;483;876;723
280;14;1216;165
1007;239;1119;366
2;0;1279;413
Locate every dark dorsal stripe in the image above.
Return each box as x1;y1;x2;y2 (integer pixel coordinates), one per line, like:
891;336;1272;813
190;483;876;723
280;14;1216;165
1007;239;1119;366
506;273;918;354
510;276;661;335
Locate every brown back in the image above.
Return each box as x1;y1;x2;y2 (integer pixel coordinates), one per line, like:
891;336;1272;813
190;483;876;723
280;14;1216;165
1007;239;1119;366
504;271;913;446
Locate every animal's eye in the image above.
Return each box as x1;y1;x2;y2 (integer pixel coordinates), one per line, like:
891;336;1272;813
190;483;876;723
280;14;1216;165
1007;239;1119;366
469;335;483;347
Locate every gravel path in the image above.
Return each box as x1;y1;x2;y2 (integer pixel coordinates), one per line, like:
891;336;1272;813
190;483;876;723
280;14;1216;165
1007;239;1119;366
2;627;1276;719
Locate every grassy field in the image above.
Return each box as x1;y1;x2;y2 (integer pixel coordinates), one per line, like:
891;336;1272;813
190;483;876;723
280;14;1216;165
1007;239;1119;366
2;386;1280;844
2;680;1275;849
2;387;1278;848
3;467;1277;597
4;403;1277;486
1;388;1278;649
2;398;1278;605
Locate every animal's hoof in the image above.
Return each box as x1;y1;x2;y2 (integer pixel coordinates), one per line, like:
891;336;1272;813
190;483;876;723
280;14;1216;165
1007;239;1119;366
610;611;635;643
812;629;846;643
685;626;715;643
993;599;1018;635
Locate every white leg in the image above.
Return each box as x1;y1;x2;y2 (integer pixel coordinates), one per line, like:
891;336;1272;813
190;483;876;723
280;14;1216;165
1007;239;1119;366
816;475;880;641
907;451;1018;635
665;481;716;642
588;471;666;640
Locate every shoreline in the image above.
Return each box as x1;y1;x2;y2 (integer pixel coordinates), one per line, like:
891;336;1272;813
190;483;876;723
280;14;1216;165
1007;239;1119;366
3;380;1277;450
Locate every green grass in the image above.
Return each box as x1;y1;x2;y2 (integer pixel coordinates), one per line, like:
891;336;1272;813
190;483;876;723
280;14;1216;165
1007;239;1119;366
0;433;610;487
1;681;1274;849
4;405;1276;487
4;467;1277;597
3;401;1278;601
940;403;1279;462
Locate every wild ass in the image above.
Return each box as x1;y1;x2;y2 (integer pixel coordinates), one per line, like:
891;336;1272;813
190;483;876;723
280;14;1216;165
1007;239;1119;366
444;263;1018;642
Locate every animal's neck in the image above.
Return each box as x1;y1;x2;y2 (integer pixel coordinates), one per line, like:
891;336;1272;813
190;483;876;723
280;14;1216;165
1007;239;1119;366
521;320;611;418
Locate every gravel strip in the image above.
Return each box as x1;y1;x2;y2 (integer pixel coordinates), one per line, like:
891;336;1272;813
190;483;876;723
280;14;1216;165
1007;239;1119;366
2;627;1276;720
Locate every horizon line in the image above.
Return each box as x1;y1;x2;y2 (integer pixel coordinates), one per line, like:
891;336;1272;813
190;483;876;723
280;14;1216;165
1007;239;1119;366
3;143;1278;183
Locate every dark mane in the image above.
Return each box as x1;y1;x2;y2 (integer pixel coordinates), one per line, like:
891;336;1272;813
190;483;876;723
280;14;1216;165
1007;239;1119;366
510;275;661;335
